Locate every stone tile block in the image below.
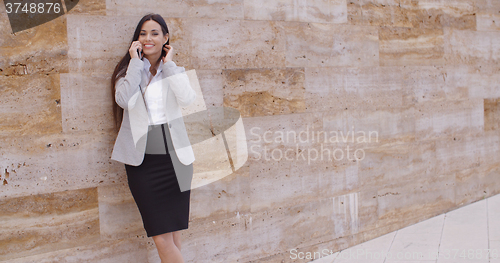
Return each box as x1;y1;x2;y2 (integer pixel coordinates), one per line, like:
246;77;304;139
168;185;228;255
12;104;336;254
415;0;476;30
454;163;500;206
376;173;455;226
0;74;62;136
477;13;500;31
445;65;500;100
247;152;293;211
348;0;475;30
347;0;415;28
60;73;114;132
184;192;376;262
305;66;405;112
189;0;244;19
484;98;500;132
189;163;250;220
333;108;415;142
0;130;126;198
359;140;437;190
195;69;224;108
4;238;147;263
223;67;306;117
403;65;469;104
244;0;347;23
181;210;256;262
444;28;500;66
106;0;190;17
66;0;106;15
0;188;99;261
66;14;135;74
477;132;500;169
0;9;68;76
414;99;484;141
454;167;485;206
248;155;359;214
285;22;379;68
97;183;145;240
379;27;444;66
472;0;500;31
188;19;286;69
435;135;481;175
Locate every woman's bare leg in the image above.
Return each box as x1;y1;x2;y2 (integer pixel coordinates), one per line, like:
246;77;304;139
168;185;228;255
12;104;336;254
152;232;184;263
172;230;182;251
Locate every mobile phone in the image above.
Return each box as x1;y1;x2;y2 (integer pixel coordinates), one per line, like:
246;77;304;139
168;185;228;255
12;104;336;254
137;49;143;59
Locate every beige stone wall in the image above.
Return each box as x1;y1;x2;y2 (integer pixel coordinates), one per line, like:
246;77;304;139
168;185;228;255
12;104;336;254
1;0;500;262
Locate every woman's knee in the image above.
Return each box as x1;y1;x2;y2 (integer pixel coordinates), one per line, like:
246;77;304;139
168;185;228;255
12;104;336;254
152;232;175;247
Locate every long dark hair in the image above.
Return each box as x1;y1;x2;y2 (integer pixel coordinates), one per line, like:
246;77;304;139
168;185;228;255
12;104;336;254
110;13;170;132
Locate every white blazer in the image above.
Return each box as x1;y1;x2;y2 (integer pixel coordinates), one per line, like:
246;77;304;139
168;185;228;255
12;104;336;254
111;57;196;166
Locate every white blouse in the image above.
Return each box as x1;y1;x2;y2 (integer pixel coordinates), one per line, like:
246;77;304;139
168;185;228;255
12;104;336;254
142;58;168;125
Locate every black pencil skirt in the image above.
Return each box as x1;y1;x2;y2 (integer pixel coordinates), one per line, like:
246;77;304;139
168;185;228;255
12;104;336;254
124;123;192;237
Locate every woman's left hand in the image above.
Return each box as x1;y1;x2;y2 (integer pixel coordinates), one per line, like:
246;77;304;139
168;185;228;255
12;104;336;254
162;45;174;63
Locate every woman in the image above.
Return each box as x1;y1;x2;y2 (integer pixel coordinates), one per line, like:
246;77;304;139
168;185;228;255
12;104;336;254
110;13;196;263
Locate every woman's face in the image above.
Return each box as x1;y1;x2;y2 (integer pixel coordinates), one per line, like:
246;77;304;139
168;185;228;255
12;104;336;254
138;20;168;59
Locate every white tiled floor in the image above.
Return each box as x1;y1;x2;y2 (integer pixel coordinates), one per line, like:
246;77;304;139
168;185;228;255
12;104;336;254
312;194;500;263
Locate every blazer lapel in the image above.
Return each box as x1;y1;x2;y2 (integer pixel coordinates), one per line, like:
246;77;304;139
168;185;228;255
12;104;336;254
139;68;155;125
161;68;170;123
128;67;150;152
140;68;148;93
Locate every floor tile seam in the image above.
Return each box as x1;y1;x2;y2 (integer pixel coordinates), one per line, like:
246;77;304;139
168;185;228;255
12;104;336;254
382;230;399;263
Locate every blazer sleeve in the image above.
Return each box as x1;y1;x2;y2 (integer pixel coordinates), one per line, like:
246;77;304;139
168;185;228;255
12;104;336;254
115;58;144;110
162;61;196;107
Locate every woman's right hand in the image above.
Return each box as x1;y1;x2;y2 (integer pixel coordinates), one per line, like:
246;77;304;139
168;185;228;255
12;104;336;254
129;41;142;59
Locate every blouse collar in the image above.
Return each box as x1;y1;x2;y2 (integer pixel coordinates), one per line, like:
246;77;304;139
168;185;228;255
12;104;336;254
142;57;164;75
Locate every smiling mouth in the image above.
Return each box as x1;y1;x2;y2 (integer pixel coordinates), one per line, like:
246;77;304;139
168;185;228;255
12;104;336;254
144;44;155;48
